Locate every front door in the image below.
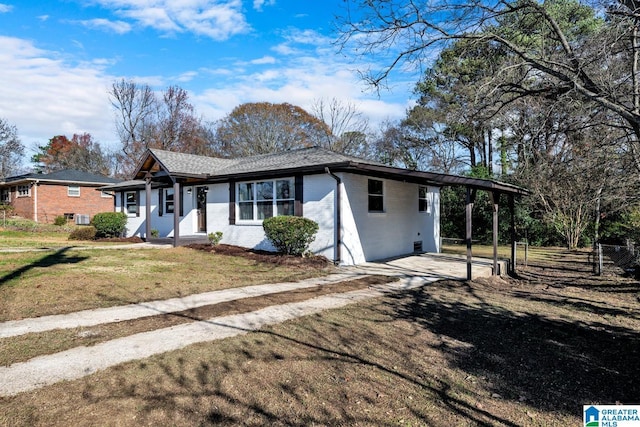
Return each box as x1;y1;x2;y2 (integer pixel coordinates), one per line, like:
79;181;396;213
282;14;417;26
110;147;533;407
196;186;207;232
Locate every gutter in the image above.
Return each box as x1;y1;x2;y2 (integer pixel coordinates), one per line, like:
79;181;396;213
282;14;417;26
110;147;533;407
325;167;341;265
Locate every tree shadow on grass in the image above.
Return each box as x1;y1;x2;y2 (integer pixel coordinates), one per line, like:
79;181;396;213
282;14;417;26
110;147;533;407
0;247;89;287
384;282;640;414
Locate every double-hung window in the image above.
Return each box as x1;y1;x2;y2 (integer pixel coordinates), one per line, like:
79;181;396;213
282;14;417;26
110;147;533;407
0;189;9;203
67;186;80;197
368;179;384;212
17;185;30;197
419;186;429;212
164;188;174;214
125;191;138;215
237;178;294;221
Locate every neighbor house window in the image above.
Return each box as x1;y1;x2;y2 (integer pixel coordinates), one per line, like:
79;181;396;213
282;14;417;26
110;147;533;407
368;179;384;212
419;186;429;212
164;188;174;214
0;189;9;203
125;191;138;215
67;186;80;197
237;178;294;221
17;185;30;197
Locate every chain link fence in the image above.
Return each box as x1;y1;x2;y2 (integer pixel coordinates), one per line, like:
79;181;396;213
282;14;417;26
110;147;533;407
595;241;639;277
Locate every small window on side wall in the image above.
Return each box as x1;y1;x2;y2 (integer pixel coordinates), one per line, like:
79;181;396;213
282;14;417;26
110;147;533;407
368;179;384;212
68;186;80;197
419;186;429;212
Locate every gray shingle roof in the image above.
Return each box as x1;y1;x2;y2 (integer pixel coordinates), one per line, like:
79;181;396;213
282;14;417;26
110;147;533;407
127;147;528;195
3;169;121;185
149;149;235;176
146;147;383;178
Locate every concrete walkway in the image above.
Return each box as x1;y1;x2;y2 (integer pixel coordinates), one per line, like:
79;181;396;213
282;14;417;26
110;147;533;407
0;252;501;397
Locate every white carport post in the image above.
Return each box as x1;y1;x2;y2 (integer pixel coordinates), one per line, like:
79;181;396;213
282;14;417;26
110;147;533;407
465;187;475;280
145;174;152;241
172;179;180;248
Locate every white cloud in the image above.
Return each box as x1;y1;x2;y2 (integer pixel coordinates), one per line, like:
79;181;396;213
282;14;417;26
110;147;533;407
192;47;409;129
0;36;118;152
0;3;12;13
76;18;132;35
91;0;250;40
253;0;275;12
250;55;276;65
38;15;49;21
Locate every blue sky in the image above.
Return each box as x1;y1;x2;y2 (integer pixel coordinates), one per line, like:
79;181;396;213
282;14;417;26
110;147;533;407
0;0;419;159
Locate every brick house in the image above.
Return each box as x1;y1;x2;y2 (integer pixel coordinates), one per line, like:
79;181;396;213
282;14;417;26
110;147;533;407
0;170;121;223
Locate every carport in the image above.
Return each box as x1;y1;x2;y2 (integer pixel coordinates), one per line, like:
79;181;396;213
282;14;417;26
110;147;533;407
347;163;529;279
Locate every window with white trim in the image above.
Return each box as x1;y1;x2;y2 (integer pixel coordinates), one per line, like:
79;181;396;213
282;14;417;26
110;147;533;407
17;185;30;197
237;178;294;221
419;186;429;212
67;186;80;197
125;191;138;215
0;189;9;203
368;179;384;212
164;188;174;214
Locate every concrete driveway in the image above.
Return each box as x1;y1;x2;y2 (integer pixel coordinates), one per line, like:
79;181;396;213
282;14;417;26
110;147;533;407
346;252;506;281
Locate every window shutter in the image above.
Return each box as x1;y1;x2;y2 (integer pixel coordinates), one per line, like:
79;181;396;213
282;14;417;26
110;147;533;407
179;186;184;217
228;181;236;225
158;189;164;216
135;190;140;217
120;192;124;213
294;175;303;217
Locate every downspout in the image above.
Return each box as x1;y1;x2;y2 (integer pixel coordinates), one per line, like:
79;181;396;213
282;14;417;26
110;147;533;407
33;180;39;222
325;168;341;265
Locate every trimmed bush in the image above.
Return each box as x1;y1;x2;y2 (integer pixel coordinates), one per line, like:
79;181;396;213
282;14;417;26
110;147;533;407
54;215;67;226
208;231;223;245
69;226;97;241
91;212;127;238
263;216;319;256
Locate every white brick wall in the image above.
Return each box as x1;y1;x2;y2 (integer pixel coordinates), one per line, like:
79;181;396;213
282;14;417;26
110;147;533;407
118;173;440;266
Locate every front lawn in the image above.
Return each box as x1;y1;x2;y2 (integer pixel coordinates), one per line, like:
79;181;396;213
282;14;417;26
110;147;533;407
0;246;330;321
1;248;638;426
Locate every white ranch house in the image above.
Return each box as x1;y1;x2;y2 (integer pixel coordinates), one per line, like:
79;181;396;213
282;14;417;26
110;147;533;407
101;147;526;267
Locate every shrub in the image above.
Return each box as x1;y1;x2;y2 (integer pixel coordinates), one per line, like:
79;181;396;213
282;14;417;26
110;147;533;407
69;226;97;241
263;216;319;256
54;215;67;226
208;231;223;245
151;229;159;238
91;212;127;238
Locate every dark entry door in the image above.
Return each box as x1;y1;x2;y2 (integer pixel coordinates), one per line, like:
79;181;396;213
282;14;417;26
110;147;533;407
197;187;207;232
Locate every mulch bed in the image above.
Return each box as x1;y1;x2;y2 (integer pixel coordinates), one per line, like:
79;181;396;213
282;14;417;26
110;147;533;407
186;243;331;268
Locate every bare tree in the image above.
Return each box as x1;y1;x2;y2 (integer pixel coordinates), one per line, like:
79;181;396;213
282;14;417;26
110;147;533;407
310;98;370;156
0;118;24;180
337;0;640;143
109;80;216;176
214;102;331;157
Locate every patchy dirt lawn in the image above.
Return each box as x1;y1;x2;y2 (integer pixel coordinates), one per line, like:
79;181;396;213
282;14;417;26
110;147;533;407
1;247;639;426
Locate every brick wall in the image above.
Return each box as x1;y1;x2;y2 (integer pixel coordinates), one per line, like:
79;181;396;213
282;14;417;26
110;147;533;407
35;184;114;223
4;183;114;223
10;186;35;220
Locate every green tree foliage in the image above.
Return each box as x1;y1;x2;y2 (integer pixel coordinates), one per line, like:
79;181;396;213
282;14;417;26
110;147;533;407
214;102;331;157
91;212;127;238
263;216;319;256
